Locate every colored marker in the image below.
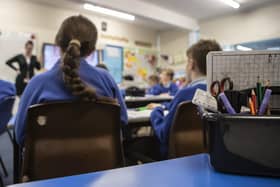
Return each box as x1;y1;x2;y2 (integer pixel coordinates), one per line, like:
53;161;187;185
218;92;236;114
256;76;263;107
251;89;257;113
258;89;272;115
248;98;256;115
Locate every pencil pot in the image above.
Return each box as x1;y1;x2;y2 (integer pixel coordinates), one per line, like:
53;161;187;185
203;112;280;177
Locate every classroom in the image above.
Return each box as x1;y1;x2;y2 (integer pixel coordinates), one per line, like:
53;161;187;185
0;0;280;186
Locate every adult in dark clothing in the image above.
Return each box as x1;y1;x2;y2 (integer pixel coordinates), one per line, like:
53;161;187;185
6;40;41;96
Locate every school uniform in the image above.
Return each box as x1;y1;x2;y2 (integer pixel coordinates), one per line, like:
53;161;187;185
15;59;128;145
147;83;178;96
0;80;16;102
146;84;162;95
150;77;206;158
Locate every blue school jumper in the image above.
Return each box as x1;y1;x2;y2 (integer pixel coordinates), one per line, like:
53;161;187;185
147;83;178;96
146;84;162;95
150;78;206;157
0;80;16;102
15;59;128;145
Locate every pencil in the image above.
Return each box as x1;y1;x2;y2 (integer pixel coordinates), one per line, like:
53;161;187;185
249;98;256;115
251;89;257;114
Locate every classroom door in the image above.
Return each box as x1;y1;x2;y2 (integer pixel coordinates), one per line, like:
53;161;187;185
103;45;123;84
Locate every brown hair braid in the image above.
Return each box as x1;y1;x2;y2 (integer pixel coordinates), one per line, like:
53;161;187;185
55;15;99;101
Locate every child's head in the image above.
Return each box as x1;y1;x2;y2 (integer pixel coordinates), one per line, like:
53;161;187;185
160;68;174;85
186;39;221;80
55;15;98;101
148;75;160;86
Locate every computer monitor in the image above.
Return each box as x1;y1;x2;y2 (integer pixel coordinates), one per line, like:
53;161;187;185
42;43;99;70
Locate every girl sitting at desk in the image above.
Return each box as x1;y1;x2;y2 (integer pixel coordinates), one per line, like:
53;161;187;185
15;15;128;145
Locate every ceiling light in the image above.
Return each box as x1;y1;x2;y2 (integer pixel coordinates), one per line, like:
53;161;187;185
236;45;252;51
84;3;135;21
219;0;240;9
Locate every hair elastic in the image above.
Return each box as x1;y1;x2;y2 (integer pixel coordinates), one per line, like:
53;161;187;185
69;39;81;48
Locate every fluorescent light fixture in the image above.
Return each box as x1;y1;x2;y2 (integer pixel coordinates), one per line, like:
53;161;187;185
236;45;252;51
219;0;240;9
84;3;135;21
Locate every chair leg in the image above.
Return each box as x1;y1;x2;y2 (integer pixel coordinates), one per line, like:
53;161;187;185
0;157;8;177
13;131;21;184
0;175;4;187
6;128;13;144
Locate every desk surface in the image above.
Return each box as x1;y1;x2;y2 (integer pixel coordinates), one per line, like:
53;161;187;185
128;109;168;123
9;154;280;187
125;95;173;102
127;109;152;123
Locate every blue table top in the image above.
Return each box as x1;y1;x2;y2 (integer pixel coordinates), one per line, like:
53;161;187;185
9;154;280;187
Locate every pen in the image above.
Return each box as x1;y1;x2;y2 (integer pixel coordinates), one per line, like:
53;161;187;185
248;98;256;115
218;92;236;114
258;89;272;115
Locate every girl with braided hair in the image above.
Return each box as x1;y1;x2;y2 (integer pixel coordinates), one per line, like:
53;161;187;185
15;15;128;145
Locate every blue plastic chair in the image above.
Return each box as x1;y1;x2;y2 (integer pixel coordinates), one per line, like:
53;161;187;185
0;96;15;182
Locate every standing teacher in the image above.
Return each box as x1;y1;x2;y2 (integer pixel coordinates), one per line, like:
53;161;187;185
6;40;41;96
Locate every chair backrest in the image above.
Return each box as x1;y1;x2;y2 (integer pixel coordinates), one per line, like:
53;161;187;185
0;96;15;134
168;101;206;159
21;100;124;182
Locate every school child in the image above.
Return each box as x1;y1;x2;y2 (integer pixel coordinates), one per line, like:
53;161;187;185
157;69;178;96
15;15;128;145
146;74;161;95
149;40;222;157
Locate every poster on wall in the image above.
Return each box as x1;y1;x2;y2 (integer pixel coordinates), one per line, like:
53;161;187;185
103;45;123;84
123;47;158;82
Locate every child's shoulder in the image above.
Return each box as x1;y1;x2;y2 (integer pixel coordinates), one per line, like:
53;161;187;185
178;83;206;96
0;79;13;87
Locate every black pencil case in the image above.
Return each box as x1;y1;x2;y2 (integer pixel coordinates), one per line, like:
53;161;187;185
202;111;280;177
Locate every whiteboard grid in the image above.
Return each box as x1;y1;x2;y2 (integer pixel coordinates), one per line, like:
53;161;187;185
207;51;280;91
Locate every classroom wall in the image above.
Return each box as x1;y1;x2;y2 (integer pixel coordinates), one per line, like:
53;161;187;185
199;1;280;45
158;29;189;71
0;0;158;57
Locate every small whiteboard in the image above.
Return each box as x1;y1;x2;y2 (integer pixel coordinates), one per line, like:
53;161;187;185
0;30;34;82
207;51;280;91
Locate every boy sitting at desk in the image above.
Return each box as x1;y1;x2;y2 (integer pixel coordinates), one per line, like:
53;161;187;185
147;69;178;96
159;68;178;96
148;39;222;157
